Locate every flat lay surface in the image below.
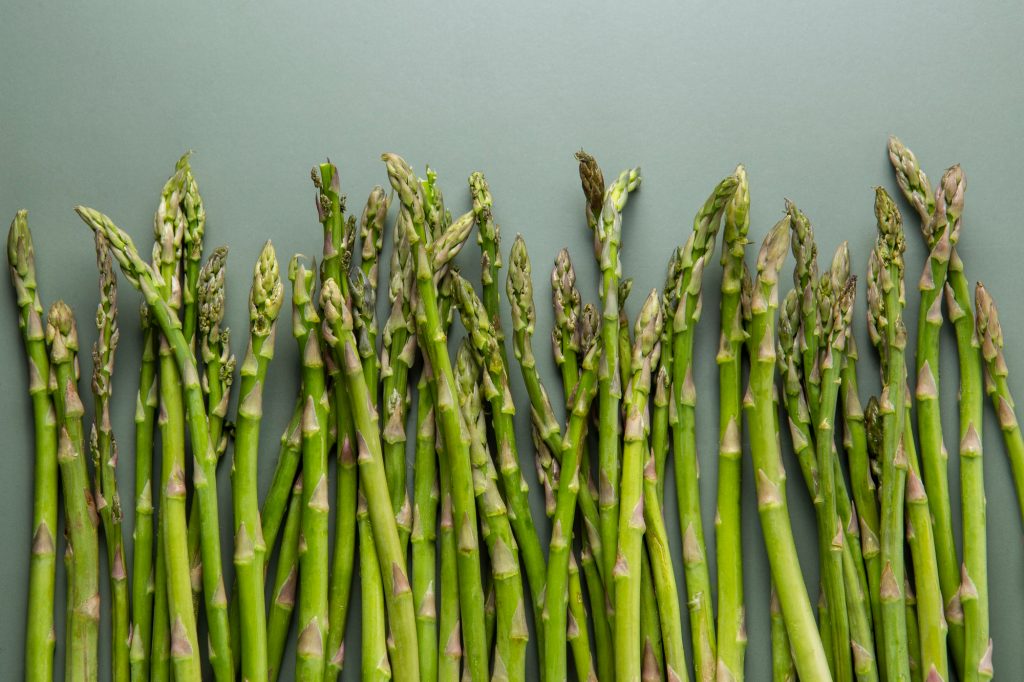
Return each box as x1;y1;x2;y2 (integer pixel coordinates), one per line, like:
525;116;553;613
3;1;1024;678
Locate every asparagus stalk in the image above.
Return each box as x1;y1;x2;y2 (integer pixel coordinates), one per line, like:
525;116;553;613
77;205;235;679
744;216;830;679
577;151;642;596
321;276;422;680
231;242;283;682
436;428;462;682
673;173;739;681
866;187;911;681
615;290;662;682
150;537;170;682
412;369;439;682
47;302;101;681
384;152;488;681
7;212;58;682
358;489;393;682
179;154;205;347
716;165;749;682
261;398;303;557
787;200;821;425
770;588;796;682
644;447;689;682
469;171;509;371
651;247;683;503
640;550;664;682
542;306;600;681
551;246;583;408
454;341;528;682
889;138;967;670
976;283;1024;528
581;537;614;682
567;552;597;682
152;173;206;681
906;583;922;682
289;257;331;680
130;306;158;682
814;257;857;682
453;273;546;645
90;231;130;682
266;475;302;681
947;253;991;682
357;185;389;391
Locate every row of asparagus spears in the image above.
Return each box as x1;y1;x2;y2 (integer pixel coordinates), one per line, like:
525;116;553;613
10;137;1023;682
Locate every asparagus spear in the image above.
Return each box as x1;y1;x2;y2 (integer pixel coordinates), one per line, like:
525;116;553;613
267;476;303;682
615;290;662;682
179;154;205;347
469;171;510;370
673;173;739;681
542;303;600;681
231;242;283;682
888;140;968;674
412;369;439;682
289;257;331;680
77;205;234;679
866;187;911;681
787;200;821;425
261;398;303;557
90;231;130;682
7;212;58;682
454;341;528;682
453;273;546;645
152;173;206;681
716;166;749;682
976;283;1024;528
744;216;830;679
358;489;393;682
47;302;101;682
384;152;488;681
770;588;796;682
814;258;857;682
321;276;422;680
577;151;642;597
436;428;462;682
567;552;597;682
651;248;683;503
129;303;158;682
357;185;389;391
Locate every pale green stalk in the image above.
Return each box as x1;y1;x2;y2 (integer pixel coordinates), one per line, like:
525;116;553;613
267;477;303;682
412;369;439;682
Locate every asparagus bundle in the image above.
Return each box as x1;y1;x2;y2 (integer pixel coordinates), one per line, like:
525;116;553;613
14;139;1024;682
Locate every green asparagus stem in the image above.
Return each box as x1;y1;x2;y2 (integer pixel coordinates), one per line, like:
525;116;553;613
644;446;689;682
321;276;421;681
947;255;991;681
673;173;739;681
770;588;796;682
78;204;235;679
814;258;857;682
357;185;389;391
903;416;949;680
178;154;205;347
640;550;664;682
49;300;103;681
453;273;546;647
358;490;393;682
90;232;130;682
615;290;662;682
577;152;642;598
652;248;683;503
412;369;439;682
7;212;58;682
787;200;821;425
454;341;528;682
469;171;510;371
906;584;922;682
744;217;830;680
581;538;614;682
384;152;488;681
130;308;158;682
267;476;303;682
149;533;170;682
542;308;600;681
381;210;417;549
152;172;206;682
289;257;331;680
976;283;1024;528
436;429;462;682
567;552;596;682
866;187;911;681
888;140;967;673
552;246;583;406
716;166;749;682
232;242;283;682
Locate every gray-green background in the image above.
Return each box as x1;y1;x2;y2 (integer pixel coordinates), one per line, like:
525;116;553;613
3;1;1023;678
